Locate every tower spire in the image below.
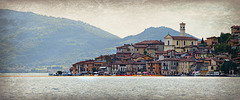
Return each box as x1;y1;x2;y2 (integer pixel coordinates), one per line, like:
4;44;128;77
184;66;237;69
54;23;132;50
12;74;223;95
180;22;185;36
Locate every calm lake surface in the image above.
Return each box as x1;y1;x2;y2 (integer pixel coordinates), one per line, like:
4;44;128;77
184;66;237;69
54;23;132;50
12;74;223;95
1;76;240;100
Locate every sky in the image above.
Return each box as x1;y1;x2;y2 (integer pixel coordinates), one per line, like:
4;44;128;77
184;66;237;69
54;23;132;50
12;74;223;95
0;0;240;39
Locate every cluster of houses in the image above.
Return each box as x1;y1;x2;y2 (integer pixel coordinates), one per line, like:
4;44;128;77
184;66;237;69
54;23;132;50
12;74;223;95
70;23;240;76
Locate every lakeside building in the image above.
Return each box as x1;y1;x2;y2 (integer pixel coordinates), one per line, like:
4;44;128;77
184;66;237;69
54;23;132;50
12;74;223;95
206;36;218;46
164;23;198;52
161;58;179;75
116;40;164;56
147;61;162;75
178;58;195;75
71;23;240;76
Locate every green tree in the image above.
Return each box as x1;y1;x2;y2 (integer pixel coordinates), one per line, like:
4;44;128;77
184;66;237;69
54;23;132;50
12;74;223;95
56;71;63;76
201;37;204;44
220;61;237;74
144;51;147;55
214;43;231;53
218;33;231;43
92;67;97;72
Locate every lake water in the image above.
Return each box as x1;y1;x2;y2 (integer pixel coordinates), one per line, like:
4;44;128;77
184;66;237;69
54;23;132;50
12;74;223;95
0;76;240;100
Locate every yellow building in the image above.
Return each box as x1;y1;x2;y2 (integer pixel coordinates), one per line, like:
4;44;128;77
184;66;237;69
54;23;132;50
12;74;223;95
132;45;147;54
208;65;218;72
164;23;198;52
164;35;198;52
206;36;218;46
133;54;153;62
178;58;195;74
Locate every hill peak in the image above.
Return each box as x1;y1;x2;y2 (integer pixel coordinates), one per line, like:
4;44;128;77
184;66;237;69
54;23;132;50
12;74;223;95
120;26;199;45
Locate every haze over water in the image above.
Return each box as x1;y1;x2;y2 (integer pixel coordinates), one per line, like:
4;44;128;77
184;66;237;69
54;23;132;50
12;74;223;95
1;76;240;100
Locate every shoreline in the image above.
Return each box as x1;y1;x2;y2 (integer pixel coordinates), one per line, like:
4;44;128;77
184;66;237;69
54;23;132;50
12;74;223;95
0;75;239;77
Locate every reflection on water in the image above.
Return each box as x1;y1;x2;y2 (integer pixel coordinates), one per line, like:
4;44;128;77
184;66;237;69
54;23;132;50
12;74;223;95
0;77;240;100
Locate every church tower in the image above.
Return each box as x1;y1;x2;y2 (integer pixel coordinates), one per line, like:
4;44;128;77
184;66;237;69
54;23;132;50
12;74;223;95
180;22;185;36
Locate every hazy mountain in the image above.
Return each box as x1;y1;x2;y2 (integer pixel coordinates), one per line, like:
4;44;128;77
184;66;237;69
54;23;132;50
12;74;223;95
0;9;199;72
0;9;121;71
118;27;199;45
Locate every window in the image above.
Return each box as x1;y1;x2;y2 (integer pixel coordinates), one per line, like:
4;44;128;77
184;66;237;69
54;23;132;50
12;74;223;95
95;64;101;66
177;41;178;45
192;41;193;45
184;41;185;45
168;40;169;45
137;49;138;51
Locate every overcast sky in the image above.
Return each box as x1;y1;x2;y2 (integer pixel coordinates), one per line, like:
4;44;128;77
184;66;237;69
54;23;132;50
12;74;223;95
1;0;240;39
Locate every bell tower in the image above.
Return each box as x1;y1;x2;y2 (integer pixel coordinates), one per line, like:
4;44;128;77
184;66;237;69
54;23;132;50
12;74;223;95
180;22;185;36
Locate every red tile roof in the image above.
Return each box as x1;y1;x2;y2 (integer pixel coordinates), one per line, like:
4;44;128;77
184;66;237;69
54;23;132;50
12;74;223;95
184;45;198;48
167;50;175;52
231;25;240;28
207;36;218;39
171;36;198;40
162;58;179;61
85;60;94;64
133;45;147;48
135;40;164;45
116;44;130;48
179;58;195;62
156;51;168;54
95;55;109;59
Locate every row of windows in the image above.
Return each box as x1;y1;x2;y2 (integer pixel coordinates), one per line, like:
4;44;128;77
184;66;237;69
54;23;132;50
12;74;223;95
176;41;194;45
119;48;159;52
95;64;102;66
168;40;194;45
147;64;161;66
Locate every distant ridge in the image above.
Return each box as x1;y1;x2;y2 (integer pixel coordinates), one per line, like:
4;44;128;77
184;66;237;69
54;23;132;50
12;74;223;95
0;9;121;72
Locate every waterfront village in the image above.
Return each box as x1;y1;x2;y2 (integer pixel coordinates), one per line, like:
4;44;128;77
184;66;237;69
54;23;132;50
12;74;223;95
65;23;240;76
